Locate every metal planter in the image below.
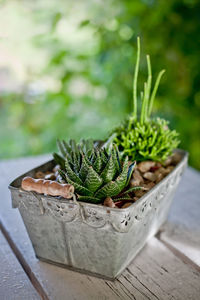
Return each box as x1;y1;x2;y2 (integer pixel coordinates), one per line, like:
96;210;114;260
9;150;188;280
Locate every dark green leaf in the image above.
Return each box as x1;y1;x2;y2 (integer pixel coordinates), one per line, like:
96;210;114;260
84;166;103;193
53;152;65;169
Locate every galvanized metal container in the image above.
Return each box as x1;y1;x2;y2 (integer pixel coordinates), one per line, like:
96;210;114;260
9;150;188;280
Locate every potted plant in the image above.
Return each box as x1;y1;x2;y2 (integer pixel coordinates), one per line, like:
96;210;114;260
9;38;188;280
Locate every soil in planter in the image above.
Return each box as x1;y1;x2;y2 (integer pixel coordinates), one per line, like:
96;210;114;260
33;152;182;209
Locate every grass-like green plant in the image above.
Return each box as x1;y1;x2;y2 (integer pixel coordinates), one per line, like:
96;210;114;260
112;37;180;162
53;139;136;203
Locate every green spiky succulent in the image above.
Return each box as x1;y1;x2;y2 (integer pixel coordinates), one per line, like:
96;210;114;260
111;37;180;162
113;117;179;162
53;139;136;204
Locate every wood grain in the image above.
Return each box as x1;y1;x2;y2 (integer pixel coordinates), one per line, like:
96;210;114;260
159;167;200;267
0;230;40;300
0;156;200;300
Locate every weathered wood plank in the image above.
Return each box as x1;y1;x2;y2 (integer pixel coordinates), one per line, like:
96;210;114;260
0;230;40;300
0;156;144;300
159;167;200;267
125;238;200;300
0;156;200;300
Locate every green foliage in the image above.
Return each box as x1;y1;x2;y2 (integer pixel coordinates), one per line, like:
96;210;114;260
113;38;180;162
131;37;166;124
53;139;135;203
0;1;200;169
114;118;180;162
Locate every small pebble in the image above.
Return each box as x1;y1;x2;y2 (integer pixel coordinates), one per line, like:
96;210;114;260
35;171;45;179
171;153;182;165
134;189;147;198
143;172;157;182
142;182;155;190
44;173;56;180
137;161;156;173
155;173;164;183
150;166;159;172
133;197;139;202
156;162;162;168
45;171;53;175
164;166;174;174
114;201;124;208
123;157;179;206
121;202;132;209
104;197;115;208
163;157;173;167
130;178;140;187
156;167;168;175
132;169;144;184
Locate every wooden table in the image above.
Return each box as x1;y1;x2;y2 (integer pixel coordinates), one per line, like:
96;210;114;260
0;155;200;300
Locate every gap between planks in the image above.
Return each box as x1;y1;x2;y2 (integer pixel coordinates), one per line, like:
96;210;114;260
156;229;200;272
1;219;200;300
1;157;200;299
0;221;49;300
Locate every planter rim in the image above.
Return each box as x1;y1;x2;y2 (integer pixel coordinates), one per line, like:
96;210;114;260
9;148;188;213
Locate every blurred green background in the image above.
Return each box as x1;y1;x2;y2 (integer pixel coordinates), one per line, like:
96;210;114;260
0;0;200;169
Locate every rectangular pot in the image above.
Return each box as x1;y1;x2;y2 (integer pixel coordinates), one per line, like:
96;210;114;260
9;149;188;280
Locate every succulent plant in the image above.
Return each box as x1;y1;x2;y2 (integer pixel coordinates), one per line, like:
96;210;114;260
113;117;180;162
53;139;136;203
110;37;180;162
